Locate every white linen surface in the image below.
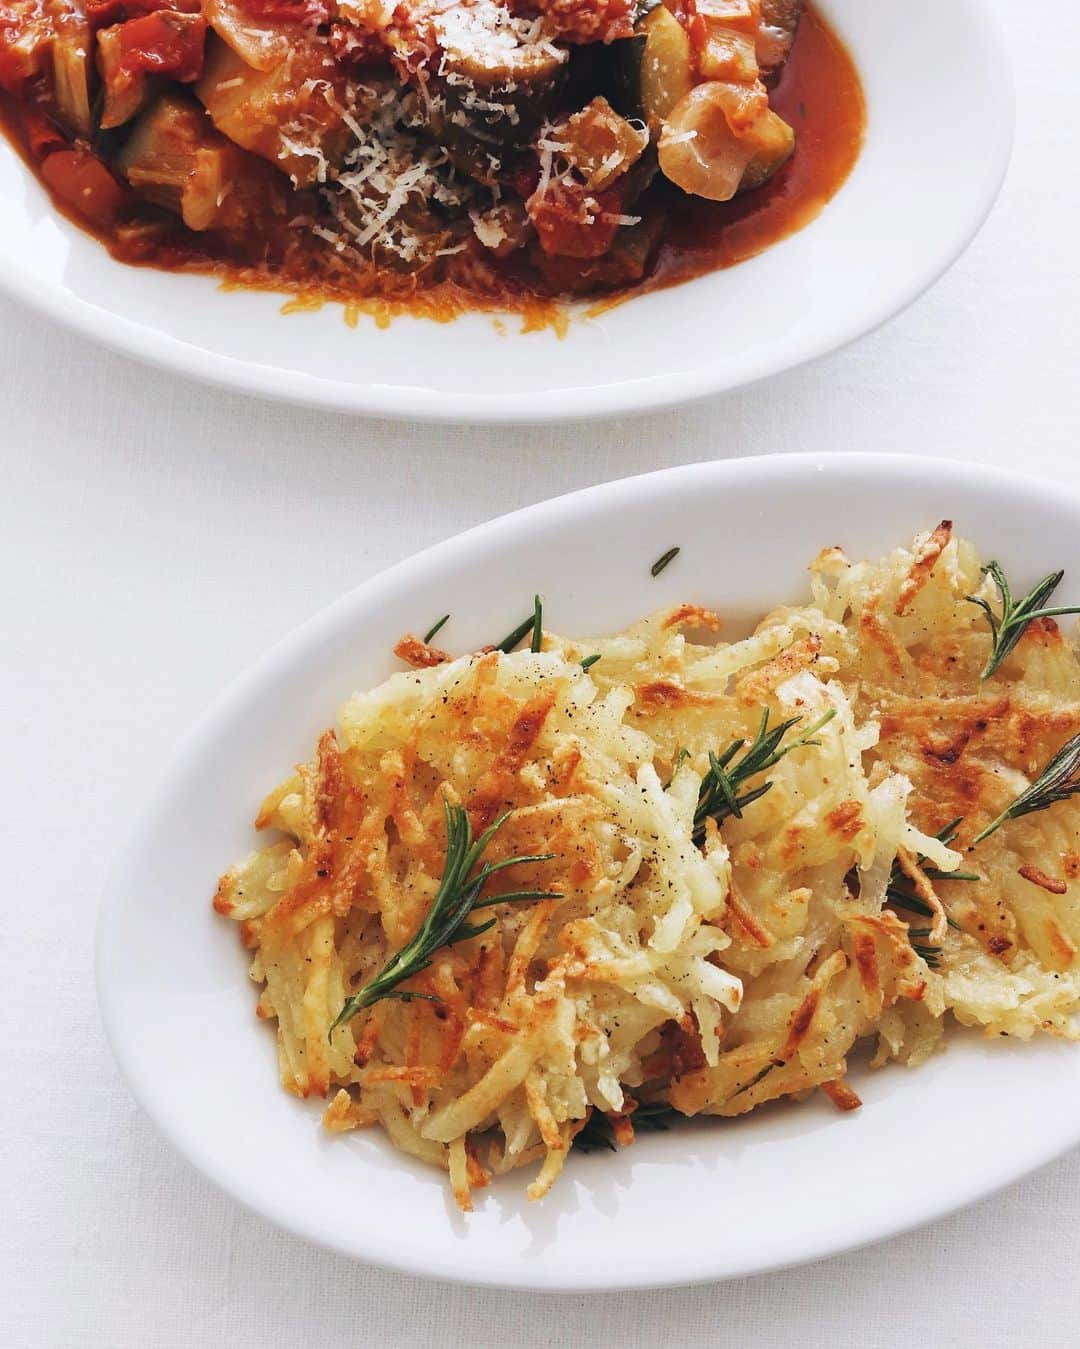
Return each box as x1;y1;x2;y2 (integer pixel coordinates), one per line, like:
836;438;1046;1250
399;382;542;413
1;2;1078;1343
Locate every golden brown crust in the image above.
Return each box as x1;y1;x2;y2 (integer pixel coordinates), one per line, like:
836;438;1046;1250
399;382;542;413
820;1078;862;1112
895;520;952;616
662;603;723;631
737;634;822;706
394;634;452;668
1018;863;1068;896
635;679;719;712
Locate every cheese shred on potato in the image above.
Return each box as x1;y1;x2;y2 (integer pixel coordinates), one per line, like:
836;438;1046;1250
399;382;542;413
214;526;1080;1208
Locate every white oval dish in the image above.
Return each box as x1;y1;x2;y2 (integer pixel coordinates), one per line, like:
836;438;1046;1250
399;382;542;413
98;453;1080;1289
0;1;1012;422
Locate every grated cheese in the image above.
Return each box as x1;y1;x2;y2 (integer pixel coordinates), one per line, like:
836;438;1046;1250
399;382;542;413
662;128;699;146
469;207;507;249
324;84;474;262
426;0;568;75
278;132;332;184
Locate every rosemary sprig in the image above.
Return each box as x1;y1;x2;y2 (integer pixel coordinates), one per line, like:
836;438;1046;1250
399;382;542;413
973;731;1080;844
651;546;680;578
423;613;450;644
329;801;557;1035
496;594;543;653
663;746;690;789
968;562;1080;679
573;1101;676;1154
729;1060;780;1100
573;1113;618;1153
692;709;836;842
907;929;942;969
885;818;972;930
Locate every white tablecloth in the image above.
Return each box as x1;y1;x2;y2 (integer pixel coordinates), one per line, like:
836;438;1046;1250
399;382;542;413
3;2;1079;1343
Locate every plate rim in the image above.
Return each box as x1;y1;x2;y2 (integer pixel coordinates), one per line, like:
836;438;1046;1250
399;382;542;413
0;0;1014;424
97;452;1080;1289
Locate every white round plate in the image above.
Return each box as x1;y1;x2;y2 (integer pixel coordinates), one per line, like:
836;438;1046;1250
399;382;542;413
98;453;1080;1289
1;2;1011;422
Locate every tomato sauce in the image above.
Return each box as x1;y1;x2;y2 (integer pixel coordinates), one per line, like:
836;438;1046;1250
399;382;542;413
0;1;864;326
642;5;865;297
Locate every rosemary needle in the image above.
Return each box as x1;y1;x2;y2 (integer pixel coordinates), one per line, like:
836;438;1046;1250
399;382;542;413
663;746;690;788
968;562;1080;679
907;930;942;968
329;801;557;1034
973;730;1080;844
693;709;835;842
651;547;680;578
496;594;543;653
573;1101;676;1153
729;1061;780;1100
886;819;971;931
423;613;450;644
496;611;535;653
530;593;543;653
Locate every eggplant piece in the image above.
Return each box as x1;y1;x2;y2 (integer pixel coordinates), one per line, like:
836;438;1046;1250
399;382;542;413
601;0;661;115
638;6;692;130
97;13;207;131
531;205;664;293
424;63;565;188
96;25;151;130
195;34;352;187
404;11;567;185
90;78;137;160
201;0;289;72
737;110;795;190
116;90;285;231
52;30;93;135
597;2;691;127
756;0;803;84
604;33;645;120
116;92;221;222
